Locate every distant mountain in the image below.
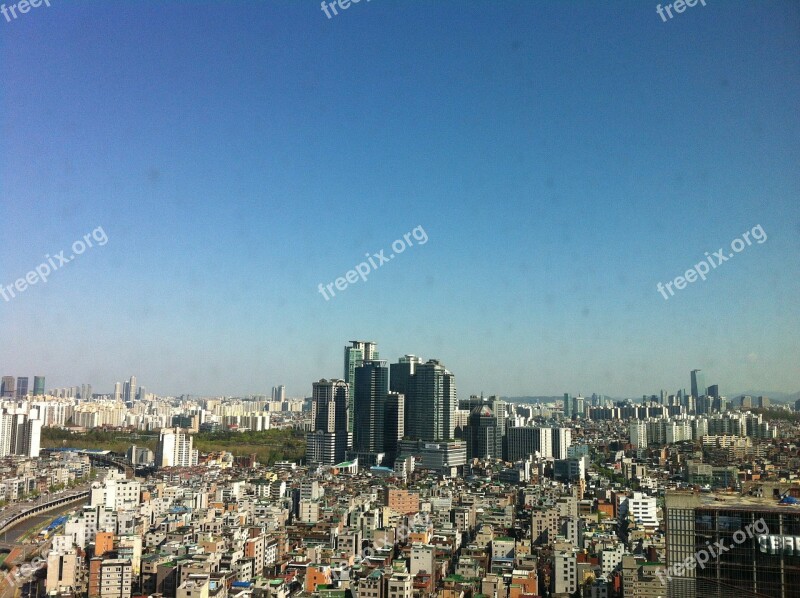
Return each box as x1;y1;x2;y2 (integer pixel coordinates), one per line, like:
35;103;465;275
731;391;800;404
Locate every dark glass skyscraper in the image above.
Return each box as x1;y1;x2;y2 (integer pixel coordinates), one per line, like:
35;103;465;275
466;405;502;460
1;376;14;398
390;355;421;397
15;377;28;399
344;341;378;434
33;376;45;396
353;359;388;454
405;359;456;442
691;369;706;398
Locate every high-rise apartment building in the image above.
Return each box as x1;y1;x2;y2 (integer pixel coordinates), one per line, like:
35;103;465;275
155;428;198;468
113;382;122;402
629;421;648;448
353;359;388;454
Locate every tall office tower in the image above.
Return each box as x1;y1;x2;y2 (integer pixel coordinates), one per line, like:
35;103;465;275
80;384;87;400
629;421;648;448
505;426;553;460
15;377;29;398
563;393;572;418
353;359;388;454
390;355;421;396
466;405;502;460
155;427;198;468
128;376;137;402
113;382;122;402
383;392;405;465
406;359;457;442
136;386;144;401
306;379;351;466
690;369;705;399
122;381;130;403
664;491;800;598
1;376;15;398
271;385;286;402
573;396;585;418
311;379;349;433
33;376;45;396
344;340;379;433
696;394;711;415
552;427;572;459
707;384;719;399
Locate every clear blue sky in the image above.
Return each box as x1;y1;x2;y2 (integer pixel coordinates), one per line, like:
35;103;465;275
1;1;798;398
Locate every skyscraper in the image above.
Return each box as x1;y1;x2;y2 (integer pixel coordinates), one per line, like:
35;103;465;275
16;377;28;399
390;355;421;397
384;392;405;465
113;382;122;402
552;427;572;459
690;369;706;398
353;359;388;454
1;377;15;398
33;376;45;396
563;393;572;418
127;375;137;402
344;341;379;433
311;379;349;433
405;359;457;442
272;385;286;402
466;405;502;460
306;379;351;466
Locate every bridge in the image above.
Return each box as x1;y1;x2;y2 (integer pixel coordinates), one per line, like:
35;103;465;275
0;449;133;543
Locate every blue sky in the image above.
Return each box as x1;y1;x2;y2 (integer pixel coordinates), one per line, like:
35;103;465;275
1;0;798;398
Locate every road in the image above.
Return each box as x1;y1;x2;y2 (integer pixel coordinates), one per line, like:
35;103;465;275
0;487;91;534
0;501;87;598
